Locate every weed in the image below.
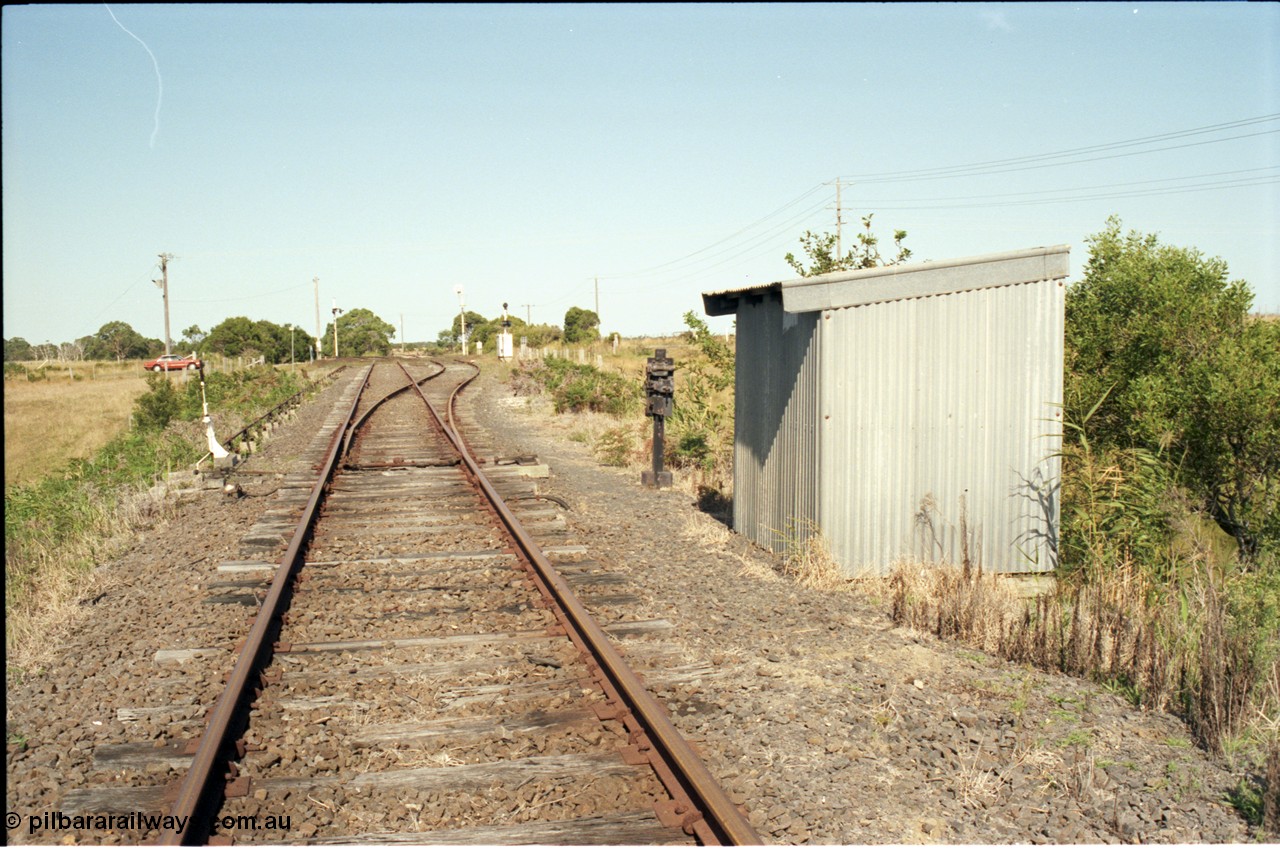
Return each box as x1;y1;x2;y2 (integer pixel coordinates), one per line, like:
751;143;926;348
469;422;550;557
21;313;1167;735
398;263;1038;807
1051;708;1081;727
1225;776;1265;827
133;374;182;430
1057;730;1092;749
594;425;639;467
1101;674;1144;707
1058;746;1097;801
778;520;850;591
888;549;1279;767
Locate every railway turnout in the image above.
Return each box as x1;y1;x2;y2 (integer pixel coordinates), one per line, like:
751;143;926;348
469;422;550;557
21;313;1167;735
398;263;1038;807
134;359;760;844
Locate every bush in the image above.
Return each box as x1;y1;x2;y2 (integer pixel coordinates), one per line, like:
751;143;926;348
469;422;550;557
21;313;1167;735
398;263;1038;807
534;357;639;416
1066;217;1280;559
132;375;181;431
595;425;640;467
665;313;734;481
130;366;307;433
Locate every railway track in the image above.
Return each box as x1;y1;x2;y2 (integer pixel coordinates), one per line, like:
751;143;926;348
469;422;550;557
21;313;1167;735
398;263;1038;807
121;358;759;845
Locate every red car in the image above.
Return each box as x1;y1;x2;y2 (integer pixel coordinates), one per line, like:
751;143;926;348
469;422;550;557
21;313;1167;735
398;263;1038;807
143;354;203;372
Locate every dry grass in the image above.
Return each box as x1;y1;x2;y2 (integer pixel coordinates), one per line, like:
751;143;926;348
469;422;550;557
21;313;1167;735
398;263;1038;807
779;521;855;592
889;555;1279;766
6;483;184;675
4;363;150;487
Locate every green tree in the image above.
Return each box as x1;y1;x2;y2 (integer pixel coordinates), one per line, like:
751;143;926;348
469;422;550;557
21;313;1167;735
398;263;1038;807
520;323;563;347
4;337;34;361
1066;216;1278;557
324;307;395;356
279;323;316;363
785;214;911;278
205;317;261;358
476;315;526;352
204;317;313;363
86;321;152;362
436;311;489;349
563;307;600;344
1066;216;1254;448
1155;317;1280;556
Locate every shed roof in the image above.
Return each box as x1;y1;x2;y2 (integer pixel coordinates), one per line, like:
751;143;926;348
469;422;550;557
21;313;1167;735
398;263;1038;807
702;244;1070;316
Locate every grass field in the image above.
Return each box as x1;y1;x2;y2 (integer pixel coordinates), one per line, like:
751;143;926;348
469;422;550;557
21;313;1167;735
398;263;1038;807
3;362;157;487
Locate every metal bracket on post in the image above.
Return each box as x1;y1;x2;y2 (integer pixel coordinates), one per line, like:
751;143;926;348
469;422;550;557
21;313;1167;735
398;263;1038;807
641;349;674;488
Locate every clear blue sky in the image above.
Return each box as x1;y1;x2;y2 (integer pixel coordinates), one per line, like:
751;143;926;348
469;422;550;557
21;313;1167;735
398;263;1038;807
4;3;1278;349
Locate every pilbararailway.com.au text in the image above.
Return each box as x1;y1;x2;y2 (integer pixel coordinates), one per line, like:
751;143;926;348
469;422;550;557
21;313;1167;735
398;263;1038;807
12;811;293;834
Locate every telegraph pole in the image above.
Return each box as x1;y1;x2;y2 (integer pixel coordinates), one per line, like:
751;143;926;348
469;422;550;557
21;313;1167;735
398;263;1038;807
455;287;466;354
400;313;405;353
155;253;174;355
522;304;532;324
826;178;845;261
313;277;321;360
594;277;599;319
331;301;342;359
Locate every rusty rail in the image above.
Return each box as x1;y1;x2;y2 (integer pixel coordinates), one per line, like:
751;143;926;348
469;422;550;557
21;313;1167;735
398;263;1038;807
157;365;373;844
400;361;761;845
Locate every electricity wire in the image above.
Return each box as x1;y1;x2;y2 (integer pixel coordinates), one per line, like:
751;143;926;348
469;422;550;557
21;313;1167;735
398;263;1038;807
838;114;1280;183
88;262;160;323
171;282;312;304
596;182;829;278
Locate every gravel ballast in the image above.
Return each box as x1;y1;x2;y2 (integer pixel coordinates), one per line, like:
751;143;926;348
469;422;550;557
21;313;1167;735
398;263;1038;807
466;364;1258;845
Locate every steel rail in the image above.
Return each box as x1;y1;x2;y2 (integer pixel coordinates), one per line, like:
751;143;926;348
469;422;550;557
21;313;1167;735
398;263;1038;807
157;364;374;845
340;361;446;461
399;361;762;845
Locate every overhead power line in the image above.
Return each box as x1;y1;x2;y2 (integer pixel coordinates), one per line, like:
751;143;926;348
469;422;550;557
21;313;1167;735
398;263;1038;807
597;182;828;279
868;176;1280;211
593;114;1278;293
89;261;161;324
861;165;1280;205
839;114;1280;184
171;281;311;304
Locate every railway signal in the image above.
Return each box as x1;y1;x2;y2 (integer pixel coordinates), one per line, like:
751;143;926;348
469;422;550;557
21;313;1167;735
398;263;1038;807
642;349;675;487
497;302;514;361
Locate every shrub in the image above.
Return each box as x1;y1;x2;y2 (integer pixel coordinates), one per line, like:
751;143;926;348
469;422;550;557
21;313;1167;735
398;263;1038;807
132;374;181;431
594;425;640;467
534;357;639;416
666;313;734;481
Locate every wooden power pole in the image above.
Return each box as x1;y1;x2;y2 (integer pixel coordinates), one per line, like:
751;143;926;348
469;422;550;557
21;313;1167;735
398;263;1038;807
313;277;321;360
155;253;174;355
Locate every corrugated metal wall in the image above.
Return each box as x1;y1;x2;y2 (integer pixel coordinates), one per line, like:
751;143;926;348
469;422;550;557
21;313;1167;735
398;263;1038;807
732;292;822;552
817;279;1063;574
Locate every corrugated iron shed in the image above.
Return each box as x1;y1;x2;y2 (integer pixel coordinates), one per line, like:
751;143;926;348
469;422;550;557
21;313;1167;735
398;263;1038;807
703;245;1068;575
